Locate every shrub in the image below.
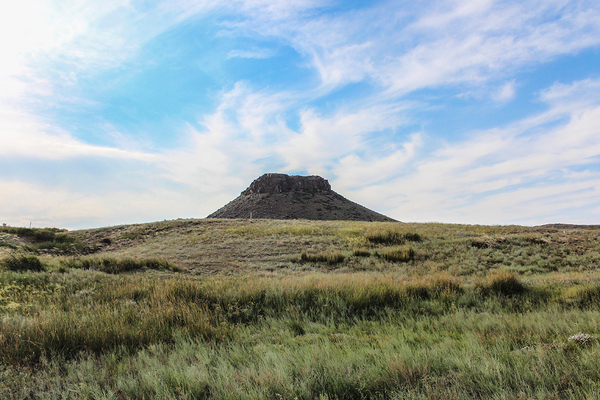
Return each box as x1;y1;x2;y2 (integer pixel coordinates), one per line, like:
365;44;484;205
300;251;346;265
377;246;415;262
288;320;306;336
429;274;462;296
471;239;490;249
567;285;600;307
366;231;421;245
367;231;404;245
353;248;371;257
523;235;549;246
484;270;525;296
1;255;46;272
403;233;422;242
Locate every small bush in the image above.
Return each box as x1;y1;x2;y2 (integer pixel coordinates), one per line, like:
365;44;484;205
300;251;346;265
1;255;46;272
403;233;422;242
484;270;525;296
404;283;430;299
377;246;415;262
403;274;462;299
568;286;600;307
53;233;78;244
288;320;306;336
353;248;371;257
523;236;549;246
429;274;462;296
366;231;421;245
471;238;490;249
366;231;403;245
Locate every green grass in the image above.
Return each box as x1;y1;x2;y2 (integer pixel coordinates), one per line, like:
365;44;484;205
2;270;600;398
2;219;600;398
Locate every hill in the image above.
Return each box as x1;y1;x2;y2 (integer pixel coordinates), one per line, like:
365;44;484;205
207;173;396;221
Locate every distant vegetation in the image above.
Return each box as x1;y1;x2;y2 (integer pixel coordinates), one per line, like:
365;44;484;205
0;226;83;254
1;219;600;398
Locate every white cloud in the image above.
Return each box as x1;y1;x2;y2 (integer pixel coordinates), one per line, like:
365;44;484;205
0;177;226;229
345;77;600;224
0;104;159;161
332;133;423;190
157;82;413;199
232;0;600;96
227;48;277;59
0;0;220;162
493;80;516;102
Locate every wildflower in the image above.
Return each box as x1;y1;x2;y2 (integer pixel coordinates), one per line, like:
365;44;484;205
568;333;594;345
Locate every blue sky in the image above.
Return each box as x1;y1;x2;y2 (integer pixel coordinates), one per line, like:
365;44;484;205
2;0;600;229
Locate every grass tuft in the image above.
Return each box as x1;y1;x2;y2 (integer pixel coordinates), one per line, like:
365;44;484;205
483;269;526;296
353;248;371;257
300;251;346;265
376;246;415;262
366;231;421;245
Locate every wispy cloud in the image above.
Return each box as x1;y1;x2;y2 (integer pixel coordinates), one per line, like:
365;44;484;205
227;48;277;59
234;0;600;95
346;77;600;224
493;81;516;102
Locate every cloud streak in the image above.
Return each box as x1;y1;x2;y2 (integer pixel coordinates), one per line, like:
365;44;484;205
350;77;600;224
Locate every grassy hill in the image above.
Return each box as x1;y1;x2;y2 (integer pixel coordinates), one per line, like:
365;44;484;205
1;219;600;399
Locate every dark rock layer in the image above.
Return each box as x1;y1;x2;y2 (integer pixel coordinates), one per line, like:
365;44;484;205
208;173;396;222
242;173;331;195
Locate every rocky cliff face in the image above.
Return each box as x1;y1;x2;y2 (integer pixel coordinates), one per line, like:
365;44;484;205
241;173;331;195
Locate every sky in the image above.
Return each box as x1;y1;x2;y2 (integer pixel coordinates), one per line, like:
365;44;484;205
1;0;600;229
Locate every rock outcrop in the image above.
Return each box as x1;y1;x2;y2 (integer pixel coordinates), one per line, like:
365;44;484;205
242;173;331;195
208;173;396;222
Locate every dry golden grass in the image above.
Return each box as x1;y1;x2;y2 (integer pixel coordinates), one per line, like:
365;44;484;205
52;219;600;283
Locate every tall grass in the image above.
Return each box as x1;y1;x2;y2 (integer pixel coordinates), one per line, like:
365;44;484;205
2;270;600;398
2;270;600;367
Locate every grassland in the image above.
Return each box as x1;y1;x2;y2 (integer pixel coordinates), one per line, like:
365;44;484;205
1;219;600;399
